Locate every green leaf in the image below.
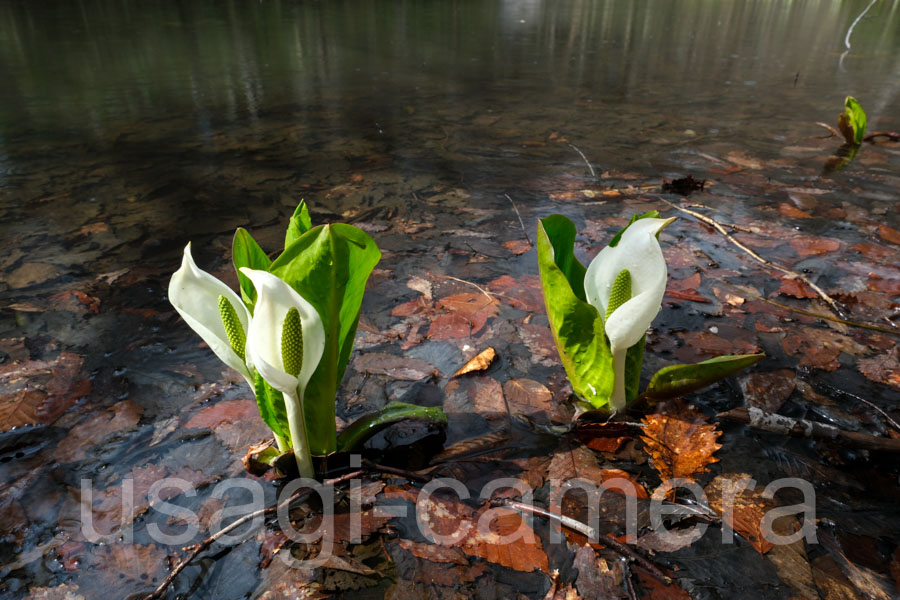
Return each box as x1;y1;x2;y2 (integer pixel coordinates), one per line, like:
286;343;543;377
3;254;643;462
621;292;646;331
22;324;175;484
233;228;272;312
254;374;290;443
844;96;867;145
284;200;313;249
608;210;660;248
640;354;765;401
336;402;448;452
270;223;381;455
537;215;615;408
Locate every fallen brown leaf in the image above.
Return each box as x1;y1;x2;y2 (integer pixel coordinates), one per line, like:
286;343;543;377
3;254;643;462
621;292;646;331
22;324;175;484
353;352;437;380
0;351;90;432
858;347;900;388
705;473;773;553
776;277;818;299
640;414;722;484
452;347;496;377
487;274;545;312
503;239;532;255
55;400;143;462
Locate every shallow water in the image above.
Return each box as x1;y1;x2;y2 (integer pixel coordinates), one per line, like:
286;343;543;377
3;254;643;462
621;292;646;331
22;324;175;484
1;1;899;599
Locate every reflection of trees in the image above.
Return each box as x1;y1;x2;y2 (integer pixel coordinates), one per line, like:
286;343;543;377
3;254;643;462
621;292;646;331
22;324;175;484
0;0;897;140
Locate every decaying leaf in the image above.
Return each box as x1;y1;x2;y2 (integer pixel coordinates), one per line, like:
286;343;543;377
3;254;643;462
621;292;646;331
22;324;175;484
503;378;570;426
0;351;90;432
704;473;773;554
572;422;634;454
858;347;900;388
640;413;722;484
384;485;549;573
572;545;625;598
452;347;496;377
54;400;143;462
353;352;437;381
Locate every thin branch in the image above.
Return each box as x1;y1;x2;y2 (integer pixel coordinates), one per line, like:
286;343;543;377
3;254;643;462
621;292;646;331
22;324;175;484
802;381;900;434
498;499;672;586
505;193;532;245
436;275;496;300
144;470;364;600
718;407;900;453
568;143;597;178
864;131;900;142
659;198;847;319
362;459;430;483
815;122;840;138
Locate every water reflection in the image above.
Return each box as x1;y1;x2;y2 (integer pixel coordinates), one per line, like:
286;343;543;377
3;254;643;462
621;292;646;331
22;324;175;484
0;0;898;144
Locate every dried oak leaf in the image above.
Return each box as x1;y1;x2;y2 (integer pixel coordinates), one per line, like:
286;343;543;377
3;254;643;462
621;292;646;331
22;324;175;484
704;473;773;554
452;347;496;377
858;347;900;388
640;414;722;483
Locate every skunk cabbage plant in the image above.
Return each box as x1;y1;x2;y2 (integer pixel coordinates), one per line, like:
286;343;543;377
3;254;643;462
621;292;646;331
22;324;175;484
537;211;763;412
169;202;447;477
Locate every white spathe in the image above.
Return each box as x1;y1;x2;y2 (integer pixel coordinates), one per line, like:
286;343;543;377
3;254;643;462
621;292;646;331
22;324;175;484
240;268;325;478
169;243;253;385
584;217;675;409
240;268;325;397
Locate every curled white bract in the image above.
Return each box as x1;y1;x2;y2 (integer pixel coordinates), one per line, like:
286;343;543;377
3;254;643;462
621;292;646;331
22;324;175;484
584;217;675;408
169;243;252;385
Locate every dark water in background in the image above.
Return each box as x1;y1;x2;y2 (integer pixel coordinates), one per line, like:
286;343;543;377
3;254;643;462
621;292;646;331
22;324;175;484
1;1;899;598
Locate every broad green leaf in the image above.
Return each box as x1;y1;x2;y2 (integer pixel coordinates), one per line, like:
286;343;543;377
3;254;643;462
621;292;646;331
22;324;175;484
254;374;290;443
640;354;764;401
844;96;867;145
233;228;272;312
537;215;614;408
284;200;313;248
608;210;660;248
336;402;448;452
270;223;381;454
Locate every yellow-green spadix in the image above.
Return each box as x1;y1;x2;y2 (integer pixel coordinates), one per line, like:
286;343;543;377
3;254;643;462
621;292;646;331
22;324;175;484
240;268;324;478
584;217;676;410
168;243;253;386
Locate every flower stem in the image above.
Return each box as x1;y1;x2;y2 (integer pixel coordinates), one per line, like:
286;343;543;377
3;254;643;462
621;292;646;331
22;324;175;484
610;349;627;411
283;390;315;478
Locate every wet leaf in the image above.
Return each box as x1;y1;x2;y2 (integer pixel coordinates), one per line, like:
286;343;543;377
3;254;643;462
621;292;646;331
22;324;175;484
429;292;499;338
572;545;625;598
451;347;496;377
571;422;634;454
25;583;86;600
353;352;437;380
503;239;532;255
184;398;259;429
633;567;691;599
54;400;143;462
766;515;818;600
812;555;866;600
0;351;90;432
487;274;545;312
503;378;570;426
789;236;841;257
877;224;900;246
738;369;796;412
640;414;722;483
705;473;773;553
781;327;867;371
857;347;900;388
665;273;709;303
6;262;63;288
549;438;647;498
776;277;818;299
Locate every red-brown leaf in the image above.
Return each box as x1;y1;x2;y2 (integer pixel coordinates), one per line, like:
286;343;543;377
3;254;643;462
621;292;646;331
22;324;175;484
640;414;722;484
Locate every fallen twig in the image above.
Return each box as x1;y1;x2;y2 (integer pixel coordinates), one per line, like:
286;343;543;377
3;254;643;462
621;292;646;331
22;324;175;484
505;193;532;245
720;282;899;336
436;275;496;301
718;407;900;453
659;198;847;319
800;380;900;434
567;143;596;178
144;470;364;600
498;499;672;586
362;458;430;483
